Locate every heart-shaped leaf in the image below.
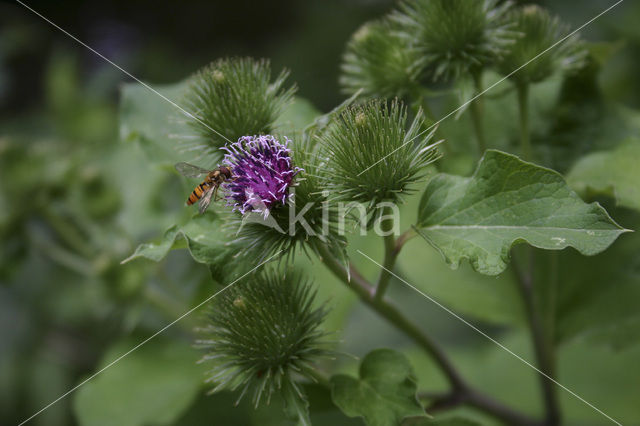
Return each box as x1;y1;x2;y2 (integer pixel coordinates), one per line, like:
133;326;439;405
330;349;426;426
416;150;628;275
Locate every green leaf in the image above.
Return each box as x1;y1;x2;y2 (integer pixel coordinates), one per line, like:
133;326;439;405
119;81;191;165
121;225;183;263
73;338;203;426
304;384;363;426
180;214;233;266
567;138;640;212
330;349;426;426
282;381;312;426
121;214;237;279
416;150;628;275
397;189;524;327
550;211;640;349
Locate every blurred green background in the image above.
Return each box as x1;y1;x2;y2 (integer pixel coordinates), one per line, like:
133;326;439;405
2;1;640;425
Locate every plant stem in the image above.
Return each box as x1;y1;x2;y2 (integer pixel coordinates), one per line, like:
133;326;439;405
466;389;543;426
394;228;417;256
410;84;435;121
512;252;561;426
515;77;558;423
316;243;465;390
517;82;532;161
427;389;541;426
374;206;397;302
470;71;486;156
317;244;542;426
547;252;559;354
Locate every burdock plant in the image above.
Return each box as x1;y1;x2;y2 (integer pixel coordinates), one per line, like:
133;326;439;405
393;0;516;154
197;270;332;422
183;58;295;159
393;0;515;82
221;135;302;217
496;5;586;160
221;132;347;263
340;18;424;98
122;2;631;422
340;0;518;155
319;99;441;209
497;5;586;87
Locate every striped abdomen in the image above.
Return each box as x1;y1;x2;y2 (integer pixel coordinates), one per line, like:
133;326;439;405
187;181;211;205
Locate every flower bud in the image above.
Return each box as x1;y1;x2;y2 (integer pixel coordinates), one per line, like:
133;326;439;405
393;0;516;81
319;99;441;207
183;58;295;157
496;5;586;85
198;270;332;409
340;19;423;98
223;136;346;264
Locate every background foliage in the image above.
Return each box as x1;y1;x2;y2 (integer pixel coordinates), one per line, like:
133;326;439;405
2;1;640;425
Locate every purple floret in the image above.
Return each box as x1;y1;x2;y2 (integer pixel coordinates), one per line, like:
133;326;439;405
222;135;302;217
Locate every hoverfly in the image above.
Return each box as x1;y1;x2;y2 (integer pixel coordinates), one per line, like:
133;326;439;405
175;162;233;214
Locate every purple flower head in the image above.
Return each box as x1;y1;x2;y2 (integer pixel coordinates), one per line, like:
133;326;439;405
222;135;302;217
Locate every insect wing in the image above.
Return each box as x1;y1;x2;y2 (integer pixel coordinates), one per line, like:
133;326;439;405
175;162;211;178
198;186;216;214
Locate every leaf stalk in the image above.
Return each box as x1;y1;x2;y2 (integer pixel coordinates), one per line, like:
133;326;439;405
517;82;532;161
470;71;487;155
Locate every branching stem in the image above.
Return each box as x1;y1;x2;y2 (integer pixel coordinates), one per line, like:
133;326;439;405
316;243;542;426
317;243;464;389
394;228;417;255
